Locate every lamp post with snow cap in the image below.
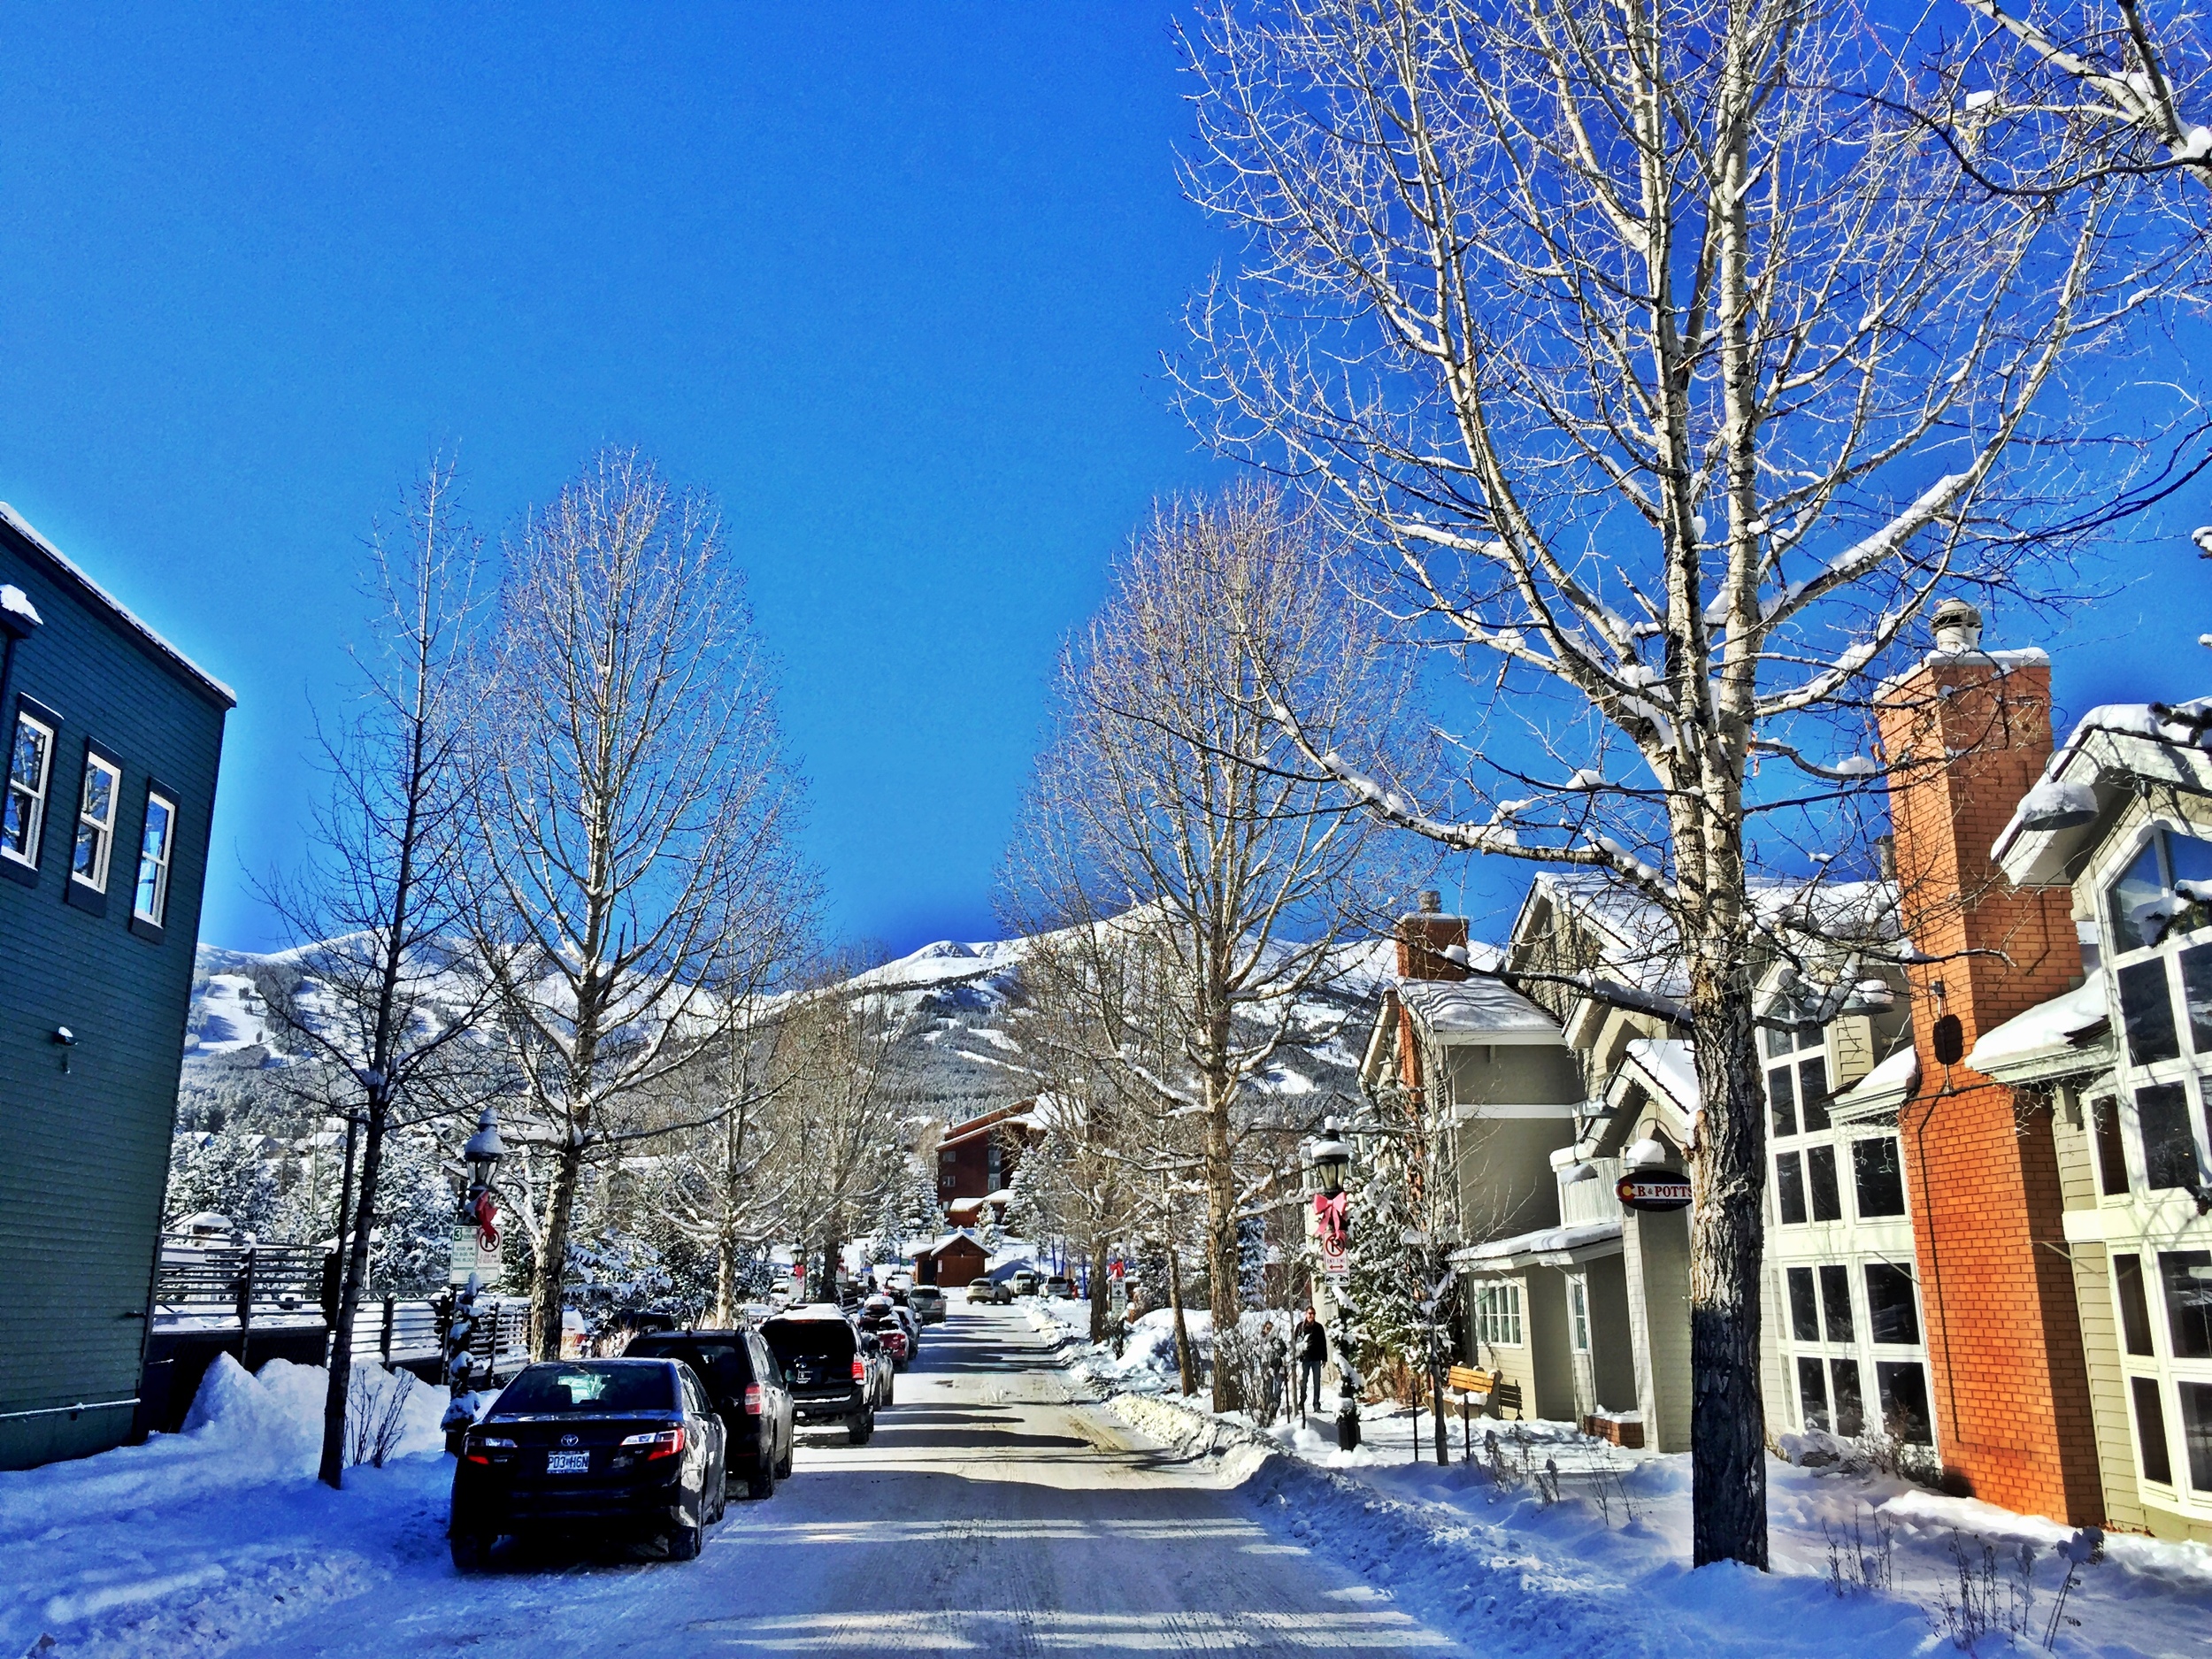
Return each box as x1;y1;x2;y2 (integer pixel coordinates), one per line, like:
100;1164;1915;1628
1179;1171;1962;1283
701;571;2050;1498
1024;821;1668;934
441;1106;505;1448
1303;1120;1361;1451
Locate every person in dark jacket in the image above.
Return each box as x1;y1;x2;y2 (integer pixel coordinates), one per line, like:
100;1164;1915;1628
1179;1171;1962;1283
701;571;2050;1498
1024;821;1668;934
1294;1309;1328;1415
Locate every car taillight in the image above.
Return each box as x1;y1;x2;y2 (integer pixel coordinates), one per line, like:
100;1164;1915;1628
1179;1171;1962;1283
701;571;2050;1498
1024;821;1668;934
742;1385;764;1415
852;1357;867;1383
464;1434;515;1465
619;1426;686;1461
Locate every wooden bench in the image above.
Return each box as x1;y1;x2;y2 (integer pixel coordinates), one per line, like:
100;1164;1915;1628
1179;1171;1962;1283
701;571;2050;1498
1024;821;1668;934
1445;1364;1525;1460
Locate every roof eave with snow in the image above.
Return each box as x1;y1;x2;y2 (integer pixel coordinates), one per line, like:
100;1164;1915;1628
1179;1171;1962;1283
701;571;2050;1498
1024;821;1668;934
1451;1219;1624;1272
1828;1045;1921;1124
1995;715;2212;887
1963;980;2114;1088
0;503;236;707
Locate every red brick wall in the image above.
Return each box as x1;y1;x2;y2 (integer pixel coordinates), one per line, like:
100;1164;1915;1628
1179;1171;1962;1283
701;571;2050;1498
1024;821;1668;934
1397;913;1471;982
1878;657;2104;1523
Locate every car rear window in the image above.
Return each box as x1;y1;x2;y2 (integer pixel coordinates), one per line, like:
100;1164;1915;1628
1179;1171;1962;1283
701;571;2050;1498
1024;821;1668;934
492;1363;675;1416
626;1338;754;1394
764;1317;856;1364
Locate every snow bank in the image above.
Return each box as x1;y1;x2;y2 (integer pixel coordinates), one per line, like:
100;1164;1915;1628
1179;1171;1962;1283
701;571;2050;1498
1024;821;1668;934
0;1357;452;1658
1104;1386;2212;1659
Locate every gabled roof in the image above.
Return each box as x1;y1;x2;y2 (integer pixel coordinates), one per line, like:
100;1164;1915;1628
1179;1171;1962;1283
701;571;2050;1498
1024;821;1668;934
0;502;236;707
936;1104;1038;1152
1995;700;2212;886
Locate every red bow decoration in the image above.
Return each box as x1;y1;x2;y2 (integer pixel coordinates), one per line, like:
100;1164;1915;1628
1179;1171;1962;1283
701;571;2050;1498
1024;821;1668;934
472;1188;501;1250
1312;1191;1349;1249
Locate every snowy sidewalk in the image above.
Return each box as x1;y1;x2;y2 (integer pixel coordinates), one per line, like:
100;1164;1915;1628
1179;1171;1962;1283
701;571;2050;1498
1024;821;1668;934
1032;1296;2212;1658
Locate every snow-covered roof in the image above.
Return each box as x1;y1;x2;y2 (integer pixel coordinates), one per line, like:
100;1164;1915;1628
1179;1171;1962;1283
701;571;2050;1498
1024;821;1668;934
1965;979;2112;1085
1831;1044;1919;1120
1996;698;2212;886
1451;1219;1623;1271
1397;975;1561;1042
0;503;236;706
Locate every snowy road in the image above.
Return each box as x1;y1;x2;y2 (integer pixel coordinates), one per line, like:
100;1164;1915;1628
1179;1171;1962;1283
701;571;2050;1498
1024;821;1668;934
226;1302;1470;1658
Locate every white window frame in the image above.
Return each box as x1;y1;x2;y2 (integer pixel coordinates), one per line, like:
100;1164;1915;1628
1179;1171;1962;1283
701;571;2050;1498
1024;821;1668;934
4;710;55;867
1475;1282;1525;1349
1569;1277;1590;1354
72;751;121;892
134;790;176;925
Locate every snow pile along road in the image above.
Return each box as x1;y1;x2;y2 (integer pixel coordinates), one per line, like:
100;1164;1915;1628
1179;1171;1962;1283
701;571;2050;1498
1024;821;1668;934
1027;1295;2212;1659
0;1358;454;1658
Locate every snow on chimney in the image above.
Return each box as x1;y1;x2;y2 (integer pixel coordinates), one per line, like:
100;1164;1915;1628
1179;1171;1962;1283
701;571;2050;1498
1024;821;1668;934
1396;893;1469;981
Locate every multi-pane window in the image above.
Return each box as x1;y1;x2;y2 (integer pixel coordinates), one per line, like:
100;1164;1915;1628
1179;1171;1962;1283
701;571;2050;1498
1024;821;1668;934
4;710;54;865
2163;1252;2212;1361
1767;1022;1850;1224
134;792;175;924
73;752;120;890
1853;1136;1908;1216
2139;1085;2200;1194
1473;1282;1524;1349
1877;1360;1933;1444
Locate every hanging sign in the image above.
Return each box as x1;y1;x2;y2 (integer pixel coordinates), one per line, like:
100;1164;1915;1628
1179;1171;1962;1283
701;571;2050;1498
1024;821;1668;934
1616;1170;1693;1213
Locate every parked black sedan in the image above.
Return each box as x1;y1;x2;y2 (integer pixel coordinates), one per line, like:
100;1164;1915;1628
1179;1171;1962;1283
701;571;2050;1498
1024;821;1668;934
623;1329;794;1498
449;1358;726;1570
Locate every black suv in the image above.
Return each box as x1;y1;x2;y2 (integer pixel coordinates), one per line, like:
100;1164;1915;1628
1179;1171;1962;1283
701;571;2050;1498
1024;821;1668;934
450;1358;726;1569
762;1311;875;1444
624;1330;795;1498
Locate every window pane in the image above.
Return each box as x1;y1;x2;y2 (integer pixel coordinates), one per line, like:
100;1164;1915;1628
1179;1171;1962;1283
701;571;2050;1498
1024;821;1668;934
7;717;42;791
1769;1065;1797;1139
1819;1264;1855;1343
2116;1255;2156;1357
1776;1153;1808;1225
2108;839;2169;954
1865;1263;1920;1345
2169;833;2212;944
1808;1146;1842;1222
2133;1375;2175;1486
2138;1085;2200;1192
1764;1024;1795;1059
2159;1251;2212;1361
1797;1058;1832;1133
1787;1267;1818;1342
1876;1361;1933;1444
1853;1137;1909;1217
2119;959;2181;1066
2093;1097;2131;1197
5;718;50;859
1832;1358;1865;1438
2180;1382;2212;1493
1797;1356;1829;1432
2182;944;2212;1056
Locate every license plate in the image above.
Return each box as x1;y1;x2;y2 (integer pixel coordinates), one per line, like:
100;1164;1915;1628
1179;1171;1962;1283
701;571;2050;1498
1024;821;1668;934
546;1451;590;1473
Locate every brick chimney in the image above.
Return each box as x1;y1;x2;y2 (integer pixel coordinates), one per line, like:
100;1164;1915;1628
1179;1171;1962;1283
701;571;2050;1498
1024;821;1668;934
1875;603;2102;1524
1396;890;1471;982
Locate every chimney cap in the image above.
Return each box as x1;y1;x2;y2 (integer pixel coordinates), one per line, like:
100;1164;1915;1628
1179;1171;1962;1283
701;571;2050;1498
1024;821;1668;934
1417;889;1442;913
1931;596;1985;654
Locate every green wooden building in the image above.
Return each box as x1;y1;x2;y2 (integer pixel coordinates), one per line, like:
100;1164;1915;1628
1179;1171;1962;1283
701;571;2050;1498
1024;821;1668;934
0;503;231;1469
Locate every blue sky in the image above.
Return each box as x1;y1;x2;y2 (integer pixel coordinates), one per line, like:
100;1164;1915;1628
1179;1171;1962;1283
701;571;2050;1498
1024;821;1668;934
4;8;2208;960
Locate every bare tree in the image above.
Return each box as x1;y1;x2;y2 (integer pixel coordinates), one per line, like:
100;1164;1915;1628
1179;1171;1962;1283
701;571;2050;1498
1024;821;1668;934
770;967;906;1297
1006;488;1410;1413
259;460;497;1488
469;449;811;1360
1177;0;2194;1566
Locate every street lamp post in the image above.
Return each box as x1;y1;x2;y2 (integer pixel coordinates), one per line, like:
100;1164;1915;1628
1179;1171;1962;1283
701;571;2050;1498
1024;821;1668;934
441;1106;505;1449
1303;1121;1361;1453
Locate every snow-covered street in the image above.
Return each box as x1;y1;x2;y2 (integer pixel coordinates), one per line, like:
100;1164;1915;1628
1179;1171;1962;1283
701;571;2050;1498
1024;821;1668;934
3;1302;1471;1657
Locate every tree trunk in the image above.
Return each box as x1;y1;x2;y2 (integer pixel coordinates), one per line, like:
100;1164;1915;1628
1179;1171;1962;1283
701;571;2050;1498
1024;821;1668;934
1167;1241;1195;1397
1089;1233;1110;1345
531;1144;584;1361
714;1223;737;1328
318;1098;388;1488
1203;1067;1240;1413
1686;944;1770;1570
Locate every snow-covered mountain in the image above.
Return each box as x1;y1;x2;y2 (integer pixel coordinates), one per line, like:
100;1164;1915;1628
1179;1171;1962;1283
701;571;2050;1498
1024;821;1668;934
180;926;1393;1129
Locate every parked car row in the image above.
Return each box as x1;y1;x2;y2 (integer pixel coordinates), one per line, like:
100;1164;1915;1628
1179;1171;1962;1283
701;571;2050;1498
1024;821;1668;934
965;1268;1073;1303
450;1292;925;1571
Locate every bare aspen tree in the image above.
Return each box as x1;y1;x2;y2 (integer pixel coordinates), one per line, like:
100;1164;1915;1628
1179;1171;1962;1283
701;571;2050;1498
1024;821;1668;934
770;966;905;1297
1007;488;1409;1414
259;461;498;1488
470;449;810;1360
1178;0;2193;1566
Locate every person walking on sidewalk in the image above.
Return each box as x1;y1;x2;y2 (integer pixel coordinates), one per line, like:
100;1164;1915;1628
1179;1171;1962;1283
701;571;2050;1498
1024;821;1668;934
1294;1308;1328;1416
